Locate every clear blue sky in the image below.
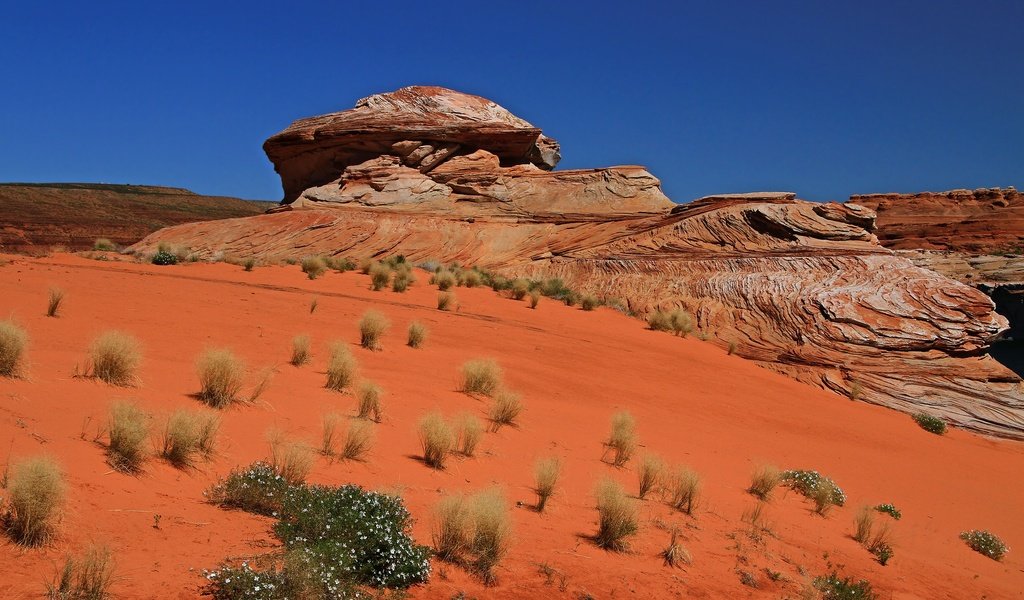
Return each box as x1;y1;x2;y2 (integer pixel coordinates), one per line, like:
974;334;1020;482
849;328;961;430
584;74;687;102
1;1;1021;202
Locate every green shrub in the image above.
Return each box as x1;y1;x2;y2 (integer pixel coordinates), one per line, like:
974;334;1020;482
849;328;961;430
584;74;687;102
781;469;846;507
301;256;327;280
960;530;1008;560
0;319;29;377
874;503;901;520
581;295;600;311
912;413;946;435
151;250;178;265
5;456;66;546
205;461;290;516
813;572;876;599
242;257;256;272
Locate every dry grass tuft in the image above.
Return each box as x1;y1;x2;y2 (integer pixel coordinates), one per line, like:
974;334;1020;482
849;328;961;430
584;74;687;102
488;388;523;430
309;297;318;314
533;457;561;512
812;483;835;516
93;238;116;251
581;294;600;311
407;322;428;348
666;466;701;515
196;348;245;407
320;413;343;456
662;528;691;567
247;367;274;403
340;420;373;461
301;256;327;280
46;287;65;318
437;291;456;311
510;279;530;300
5;456;65;546
325;342;357;392
853;506;875;543
637;454;665;499
455;413;484;456
748;465;782;501
46;543;115;600
742;501;772;540
594;478;638;551
290;335;311;366
0;319;29;378
269;436;314;484
468;488;511;583
605;411;637;467
88;331;142;386
356;381;384;422
432;494;471;561
369;262;392;291
460;358;503;396
358;310;390;350
528;289;541;309
107;401;150;473
160;409;220;467
432;269;457;291
418;412;454;469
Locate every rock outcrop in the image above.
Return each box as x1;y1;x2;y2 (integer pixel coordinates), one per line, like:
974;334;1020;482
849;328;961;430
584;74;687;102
134;87;1024;438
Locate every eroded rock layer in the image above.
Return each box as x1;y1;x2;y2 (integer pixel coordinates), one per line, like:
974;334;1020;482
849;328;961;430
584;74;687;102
135;87;1024;437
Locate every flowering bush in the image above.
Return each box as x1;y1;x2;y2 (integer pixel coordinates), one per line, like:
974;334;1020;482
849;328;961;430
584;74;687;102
205;462;290;516
873;503;901;520
960;530;1008;560
781;470;846;506
912;413;947;435
813;571;876;599
151;250;178;265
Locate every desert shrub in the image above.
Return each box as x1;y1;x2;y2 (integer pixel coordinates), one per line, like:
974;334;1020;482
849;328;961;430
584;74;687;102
0;319;29;377
455;413;484;456
270;438;314;485
300;256;327;280
326;256;356;272
356;381;383;422
539;278;571;299
242;257;256;271
534;457;561;512
320;413;342;456
781;470;846;508
437;291;455;311
912;413;946;435
392;269;413;292
196;348;245;407
93;238;116;251
161;409;220;467
151;249;177;265
594;478;638;551
853;506;875;543
309;297;318;314
510;279;530;300
432;269;457;291
88;331;142;386
418;412;454;469
107;401;150;473
637;454;665;499
748;465;782;500
867;522;894;565
461;270;482;288
407;322;427;348
358;258;375;274
205;461;290;516
460;358;502;396
661;528;691;568
960;530;1008;561
813;571;877;599
290;335;311;366
5;456;65;546
528;289;541;309
669;309;694;337
605;411;637;466
46;543;115;600
489;275;510;292
666;466;701;515
467;488;511;583
46;287;65;318
874;503;901;520
358;310;389;350
648;310;673;331
369;262;392;291
340;420;373;461
325;342;357;392
581;295;600;311
488;389;523;430
432;494;471;561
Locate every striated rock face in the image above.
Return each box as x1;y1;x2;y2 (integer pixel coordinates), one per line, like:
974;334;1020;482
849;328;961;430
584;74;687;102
135;87;1024;438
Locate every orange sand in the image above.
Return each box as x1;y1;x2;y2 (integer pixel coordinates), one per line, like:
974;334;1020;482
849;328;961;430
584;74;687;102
1;253;1022;599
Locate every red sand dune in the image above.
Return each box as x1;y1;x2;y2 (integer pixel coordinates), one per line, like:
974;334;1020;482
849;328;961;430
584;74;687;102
1;253;1022;599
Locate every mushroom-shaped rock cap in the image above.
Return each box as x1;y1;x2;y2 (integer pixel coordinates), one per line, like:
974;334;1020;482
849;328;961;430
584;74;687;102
264;86;561;202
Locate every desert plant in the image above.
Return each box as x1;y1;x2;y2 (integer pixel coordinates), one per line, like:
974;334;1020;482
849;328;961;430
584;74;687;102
196;348;245;407
661;528;691;567
5;456;65;545
46;287;65;318
418;412;454;469
205;461;289;516
242;257;256;271
727;341;737;355
605;411;637;467
356;381;383;422
290;335;311;366
455;413;484;456
93;238;116;251
107;401;150;473
594;478;638;551
781;470;846;508
432;494;471;561
666;466;701;515
433;269;457;291
510;279;530;300
853;506;875;543
912;413;947;435
813;572;877;599
461;270;483;288
369;262;392;291
866;522;894;565
528;289;541;309
637;454;665;499
874;503;902;520
341;420;373;461
437;291;455;311
0;319;29;378
269;438;314;485
460;358;502;396
407;322;427;348
392;269;413;292
248;367;274;403
748;464;782;500
320;413;342;456
325;342;357;391
300;256;327;280
326;256;356;272
960;530;1008;561
488;388;523;430
88;331;142;386
358;310;390;350
742;500;772;540
534;456;561;512
581;295;600;311
46;543;115;600
161;409;220;467
811;482;835;516
151;249;177;265
468;488;511;583
648;310;673;331
309;297;318;314
669;309;694;337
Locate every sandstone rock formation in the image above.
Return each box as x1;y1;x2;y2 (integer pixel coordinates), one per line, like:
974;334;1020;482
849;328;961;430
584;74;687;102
134;86;1024;438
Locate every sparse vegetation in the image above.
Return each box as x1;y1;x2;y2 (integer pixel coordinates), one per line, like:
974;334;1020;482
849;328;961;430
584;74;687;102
432;269;457;291
356;381;383;422
46;287;65;318
290;335;311;366
88;331;142;386
648;308;693;336
242;257;256;271
392;268;414;292
269;437;314;485
151;249;178;265
369;262;392;291
594;478;638;551
813;571;877;599
853;506;875;544
438;291;455;311
637;454;665;499
666;466;701;515
455;413;484;456
300;256;327;280
581;295;600;311
93;238;116;251
661;528;691;567
460;358;502;396
341;421;373;461
326;256;356;272
874;503;901;520
781;470;846;510
205;461;289;516
960;530;1008;561
325;342;357;392
742;500;771;540
912;413;947;435
46;543;115;600
358;310;389;350
418;412;454;469
309;297;318;314
533;457;561;512
0;319;29;378
467;488;511;584
320;413;342;456
487;389;523;430
432;494;471;561
605;411;637;467
107;401;150;473
528;289;541;309
4;456;65;546
510;279;530;300
747;464;782;500
407;322;428;348
196;348;245;408
161;409;220;467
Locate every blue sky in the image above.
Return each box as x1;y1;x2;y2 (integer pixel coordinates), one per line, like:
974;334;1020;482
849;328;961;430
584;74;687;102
1;1;1021;202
